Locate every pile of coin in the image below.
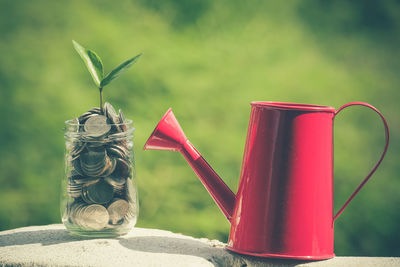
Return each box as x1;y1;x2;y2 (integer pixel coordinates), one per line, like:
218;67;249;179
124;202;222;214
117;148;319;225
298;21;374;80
65;102;134;231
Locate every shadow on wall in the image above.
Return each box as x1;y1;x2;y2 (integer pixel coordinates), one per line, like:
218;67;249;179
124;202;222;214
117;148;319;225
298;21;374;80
119;236;321;266
0;229;81;247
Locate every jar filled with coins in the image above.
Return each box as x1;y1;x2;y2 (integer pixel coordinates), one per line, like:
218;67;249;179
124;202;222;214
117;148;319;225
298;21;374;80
62;102;138;237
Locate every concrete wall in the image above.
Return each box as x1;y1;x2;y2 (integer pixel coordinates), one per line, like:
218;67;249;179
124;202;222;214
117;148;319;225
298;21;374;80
0;225;398;267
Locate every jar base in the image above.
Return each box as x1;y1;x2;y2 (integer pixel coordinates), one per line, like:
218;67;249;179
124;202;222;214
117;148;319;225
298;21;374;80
63;220;136;238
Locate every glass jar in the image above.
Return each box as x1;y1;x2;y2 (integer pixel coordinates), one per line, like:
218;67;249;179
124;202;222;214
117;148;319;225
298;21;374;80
62;117;138;237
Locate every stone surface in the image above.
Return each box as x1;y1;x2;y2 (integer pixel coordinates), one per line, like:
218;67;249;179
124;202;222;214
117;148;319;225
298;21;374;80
0;225;398;267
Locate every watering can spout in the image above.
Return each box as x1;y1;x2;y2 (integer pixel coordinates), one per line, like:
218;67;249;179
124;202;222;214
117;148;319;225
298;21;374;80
143;109;236;221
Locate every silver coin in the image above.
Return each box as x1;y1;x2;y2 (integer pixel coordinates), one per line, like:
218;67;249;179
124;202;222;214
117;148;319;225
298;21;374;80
80;107;101;117
82;179;114;204
118;109;127;132
67;169;82;179
71;175;100;185
78;112;91;123
85;139;106;148
103;102;109;115
102;156;117;177
118;109;125;123
112;158;131;178
79;109;100;124
69;201;85;224
105;174;126;187
80;165;105;177
124;191;136;221
125;177;137;204
106;144;129;161
112;183;125;196
106;218;125;228
104;102;119;125
70;141;86;159
89;107;101;114
80;149;107;177
84;115;111;137
67;179;83;198
107;198;129;224
71;158;84;176
92;156;114;177
83;156;111;178
80;150;106;167
70;203;109;230
80;204;109;230
99;156;113;177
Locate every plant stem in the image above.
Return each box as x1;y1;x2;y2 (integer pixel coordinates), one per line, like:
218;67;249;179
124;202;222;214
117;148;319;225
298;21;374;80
99;87;103;113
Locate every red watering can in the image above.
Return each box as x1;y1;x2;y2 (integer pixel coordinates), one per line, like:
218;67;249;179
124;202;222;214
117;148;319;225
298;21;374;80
143;101;389;260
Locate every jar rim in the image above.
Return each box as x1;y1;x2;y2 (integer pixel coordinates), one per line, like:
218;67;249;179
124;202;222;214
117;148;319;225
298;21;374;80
65;119;134;128
64;118;135;141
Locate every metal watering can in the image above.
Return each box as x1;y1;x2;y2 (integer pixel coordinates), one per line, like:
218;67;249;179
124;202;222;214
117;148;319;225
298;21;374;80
143;101;389;259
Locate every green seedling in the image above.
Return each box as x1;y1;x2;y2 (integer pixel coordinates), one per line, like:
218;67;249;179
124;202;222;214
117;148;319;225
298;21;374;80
72;40;141;112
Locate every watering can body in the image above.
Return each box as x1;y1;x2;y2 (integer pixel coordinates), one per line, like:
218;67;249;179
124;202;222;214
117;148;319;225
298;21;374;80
144;101;389;259
228;103;335;259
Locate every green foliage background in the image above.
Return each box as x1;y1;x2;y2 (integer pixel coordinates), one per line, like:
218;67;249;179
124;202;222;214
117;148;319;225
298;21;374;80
0;0;399;256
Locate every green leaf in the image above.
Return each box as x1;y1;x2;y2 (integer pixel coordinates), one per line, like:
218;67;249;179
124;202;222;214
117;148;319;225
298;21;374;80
72;40;104;88
100;53;142;87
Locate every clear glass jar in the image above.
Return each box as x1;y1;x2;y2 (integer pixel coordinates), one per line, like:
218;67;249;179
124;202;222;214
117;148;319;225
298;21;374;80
62;118;138;237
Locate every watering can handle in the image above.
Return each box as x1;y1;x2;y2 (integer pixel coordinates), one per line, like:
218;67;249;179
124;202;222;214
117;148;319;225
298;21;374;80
333;102;390;221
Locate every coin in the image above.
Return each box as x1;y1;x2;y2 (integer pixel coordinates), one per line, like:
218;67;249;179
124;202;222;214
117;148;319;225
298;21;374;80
89;107;101;114
80;149;107;177
118;109;127;132
104;102;119;125
124;185;136;221
69;201;85;224
107;198;129;224
80;204;109;230
78;108;101;124
106;144;129;161
118;109;125;123
105;158;127;185
67;169;82;179
125;177;137;204
105;175;126;189
83;156;113;178
82;179;114;204
84;115;111;137
70;202;109;230
102;156;117;177
80;150;107;167
112;157;131;178
70;141;86;159
70;175;99;185
106;219;125;228
71;157;84;176
78;113;90;124
83;137;108;149
104;102;122;134
67;179;82;198
112;183;125;197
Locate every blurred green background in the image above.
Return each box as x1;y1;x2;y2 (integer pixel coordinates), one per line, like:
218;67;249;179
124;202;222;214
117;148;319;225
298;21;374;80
0;0;399;256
